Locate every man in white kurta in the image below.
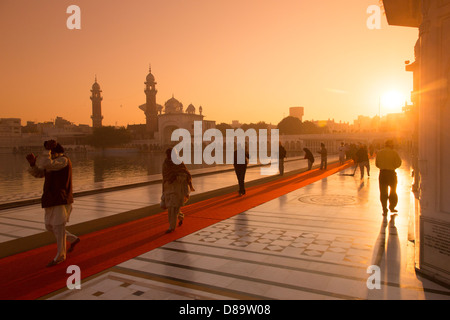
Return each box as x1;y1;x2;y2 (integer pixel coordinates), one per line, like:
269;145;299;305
27;141;80;267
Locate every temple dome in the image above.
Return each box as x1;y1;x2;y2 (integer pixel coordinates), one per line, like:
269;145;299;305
164;96;183;114
146;65;156;84
146;72;155;83
92;79;101;91
186;104;196;114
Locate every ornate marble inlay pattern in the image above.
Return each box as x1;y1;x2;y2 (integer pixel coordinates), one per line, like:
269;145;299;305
298;194;360;206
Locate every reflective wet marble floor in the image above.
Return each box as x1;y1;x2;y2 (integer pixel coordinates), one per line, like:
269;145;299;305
0;157;327;243
42;158;450;300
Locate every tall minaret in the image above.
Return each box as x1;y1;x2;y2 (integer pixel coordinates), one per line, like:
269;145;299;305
144;65;158;138
90;76;103;128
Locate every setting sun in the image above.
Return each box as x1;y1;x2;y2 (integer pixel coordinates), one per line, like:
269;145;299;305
381;90;406;113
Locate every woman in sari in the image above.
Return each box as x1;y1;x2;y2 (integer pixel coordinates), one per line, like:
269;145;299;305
162;148;195;233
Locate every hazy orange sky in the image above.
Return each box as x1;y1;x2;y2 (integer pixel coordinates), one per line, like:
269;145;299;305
0;0;418;127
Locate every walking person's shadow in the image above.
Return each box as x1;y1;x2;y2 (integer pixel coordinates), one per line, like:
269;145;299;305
367;214;402;300
386;214;401;299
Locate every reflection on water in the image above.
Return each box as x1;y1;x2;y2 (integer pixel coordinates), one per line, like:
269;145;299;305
0;151;210;198
1;150;304;199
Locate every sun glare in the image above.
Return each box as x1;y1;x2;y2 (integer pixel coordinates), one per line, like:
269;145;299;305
381;90;405;112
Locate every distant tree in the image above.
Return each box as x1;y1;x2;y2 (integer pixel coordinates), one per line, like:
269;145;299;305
302;120;328;134
240;121;270;132
277;116;302;135
85;126;132;148
215;122;233;136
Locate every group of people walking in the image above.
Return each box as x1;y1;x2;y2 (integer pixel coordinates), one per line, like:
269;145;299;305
26;138;402;267
229;139;401;218
301;143;328;171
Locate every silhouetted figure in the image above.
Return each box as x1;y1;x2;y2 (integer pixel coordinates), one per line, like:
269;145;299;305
234;146;249;196
369;144;375;157
162;148;195;233
349;143;357;160
303;148;314;171
375;140;402;216
349;143;358;172
26;140;80;267
317;143;327;170
278;142;287;175
345;143;351;160
356;144;370;179
338;142;346;165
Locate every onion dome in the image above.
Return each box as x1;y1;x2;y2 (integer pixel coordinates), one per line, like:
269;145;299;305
164;95;183;113
92;75;101;91
186;104;196;114
146;65;155;84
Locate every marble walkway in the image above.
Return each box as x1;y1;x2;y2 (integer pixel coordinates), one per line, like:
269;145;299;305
1;155;449;300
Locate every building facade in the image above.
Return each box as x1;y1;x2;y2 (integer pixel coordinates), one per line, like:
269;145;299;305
384;0;450;285
139;67;216;146
289;107;304;121
0;118;21;137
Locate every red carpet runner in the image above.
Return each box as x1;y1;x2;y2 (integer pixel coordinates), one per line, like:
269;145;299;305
0;162;352;300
